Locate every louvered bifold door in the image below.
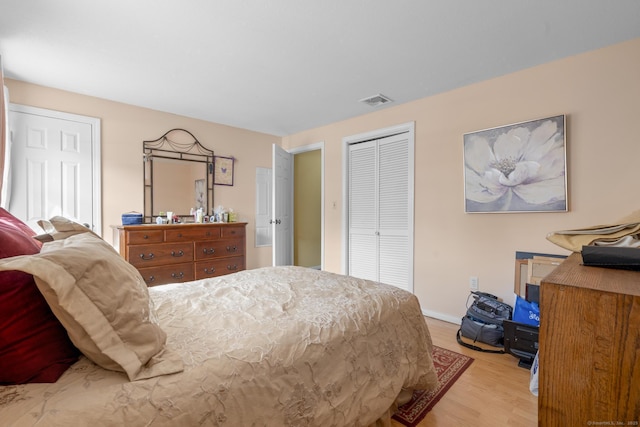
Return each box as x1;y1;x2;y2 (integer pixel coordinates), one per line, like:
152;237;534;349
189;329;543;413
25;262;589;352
348;140;378;281
347;131;412;292
377;134;410;291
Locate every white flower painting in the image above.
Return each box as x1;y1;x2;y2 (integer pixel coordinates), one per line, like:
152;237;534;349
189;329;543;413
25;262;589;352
464;115;567;213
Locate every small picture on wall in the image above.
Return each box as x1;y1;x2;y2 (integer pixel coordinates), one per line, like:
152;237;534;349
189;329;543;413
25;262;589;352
214;156;234;186
463;115;567;213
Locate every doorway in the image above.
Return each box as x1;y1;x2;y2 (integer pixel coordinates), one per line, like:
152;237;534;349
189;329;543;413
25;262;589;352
293;149;322;269
271;142;324;269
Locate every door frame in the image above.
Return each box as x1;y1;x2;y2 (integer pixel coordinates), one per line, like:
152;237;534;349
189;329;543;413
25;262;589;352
8;103;102;235
273;142;325;269
341;122;415;281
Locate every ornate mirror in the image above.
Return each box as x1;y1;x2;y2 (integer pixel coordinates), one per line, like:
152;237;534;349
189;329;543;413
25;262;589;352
143;129;214;222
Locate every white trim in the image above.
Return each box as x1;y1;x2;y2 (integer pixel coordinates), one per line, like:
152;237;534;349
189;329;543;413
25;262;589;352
341;122;415;291
8;103;102;236
288;142;325;271
422;308;462;326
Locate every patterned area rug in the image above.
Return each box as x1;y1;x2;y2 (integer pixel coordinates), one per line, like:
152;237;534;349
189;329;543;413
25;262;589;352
392;346;474;427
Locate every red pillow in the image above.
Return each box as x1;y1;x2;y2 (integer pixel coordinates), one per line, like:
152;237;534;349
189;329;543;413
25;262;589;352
0;208;40;240
0;221;79;384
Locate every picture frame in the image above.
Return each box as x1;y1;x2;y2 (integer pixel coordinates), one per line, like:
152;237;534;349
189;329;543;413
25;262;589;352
214;156;234;186
514;251;566;298
463;115;567;213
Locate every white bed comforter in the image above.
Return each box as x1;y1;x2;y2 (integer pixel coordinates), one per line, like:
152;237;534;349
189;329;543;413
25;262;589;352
0;266;437;426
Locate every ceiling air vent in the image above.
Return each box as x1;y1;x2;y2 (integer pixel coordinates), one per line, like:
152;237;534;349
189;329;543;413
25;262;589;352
359;93;393;107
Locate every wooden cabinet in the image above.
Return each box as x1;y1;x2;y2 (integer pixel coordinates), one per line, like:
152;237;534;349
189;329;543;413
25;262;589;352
113;223;247;286
539;253;640;426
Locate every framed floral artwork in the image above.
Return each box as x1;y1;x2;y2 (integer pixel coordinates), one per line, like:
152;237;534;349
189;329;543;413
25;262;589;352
463;115;567;213
214;156;234;186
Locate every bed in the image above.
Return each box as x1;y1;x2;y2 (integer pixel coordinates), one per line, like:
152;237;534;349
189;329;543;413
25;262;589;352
0;212;438;427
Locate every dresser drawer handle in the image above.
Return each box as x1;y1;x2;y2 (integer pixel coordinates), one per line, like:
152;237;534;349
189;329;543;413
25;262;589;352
229;230;236;235
226;264;238;271
143;235;149;239
177;233;183;238
203;267;216;275
171;271;184;279
226;245;237;253
148;275;155;283
205;231;212;237
203;248;216;255
139;253;155;260
171;250;184;257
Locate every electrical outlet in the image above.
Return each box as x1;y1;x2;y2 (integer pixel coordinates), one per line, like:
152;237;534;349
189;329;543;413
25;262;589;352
469;276;479;290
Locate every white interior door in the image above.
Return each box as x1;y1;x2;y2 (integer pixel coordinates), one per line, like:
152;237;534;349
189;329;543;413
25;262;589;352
255;167;273;247
8;104;101;235
272;144;292;266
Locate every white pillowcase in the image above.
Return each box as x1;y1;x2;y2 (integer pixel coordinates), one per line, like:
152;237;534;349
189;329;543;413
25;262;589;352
0;232;183;381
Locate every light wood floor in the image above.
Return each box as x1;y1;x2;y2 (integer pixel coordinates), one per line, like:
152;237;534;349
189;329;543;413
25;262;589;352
391;317;538;427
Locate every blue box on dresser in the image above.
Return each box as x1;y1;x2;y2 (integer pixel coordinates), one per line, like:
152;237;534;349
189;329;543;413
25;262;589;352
121;212;143;225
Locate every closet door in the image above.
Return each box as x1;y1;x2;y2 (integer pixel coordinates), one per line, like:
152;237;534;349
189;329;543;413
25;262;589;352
348;140;378;281
378;134;411;289
347;131;412;292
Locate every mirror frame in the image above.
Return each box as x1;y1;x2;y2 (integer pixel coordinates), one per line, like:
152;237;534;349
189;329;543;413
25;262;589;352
143;129;214;223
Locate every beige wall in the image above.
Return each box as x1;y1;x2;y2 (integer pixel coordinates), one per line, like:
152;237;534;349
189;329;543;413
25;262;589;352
282;38;640;322
6;37;640;322
5;78;280;269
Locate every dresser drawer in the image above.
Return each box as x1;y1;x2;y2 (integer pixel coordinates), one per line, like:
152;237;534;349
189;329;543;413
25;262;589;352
138;263;195;286
128;242;194;267
195;238;245;260
127;229;164;244
221;226;245;238
165;227;221;242
195;256;245;279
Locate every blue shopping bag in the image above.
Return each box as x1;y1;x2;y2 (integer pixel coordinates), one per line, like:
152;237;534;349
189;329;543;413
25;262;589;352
513;295;540;327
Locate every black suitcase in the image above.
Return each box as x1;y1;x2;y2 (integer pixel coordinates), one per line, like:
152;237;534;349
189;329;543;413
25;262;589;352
503;319;539;369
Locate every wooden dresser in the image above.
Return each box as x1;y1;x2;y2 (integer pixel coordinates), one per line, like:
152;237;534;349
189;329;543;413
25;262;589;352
539;253;640;425
112;222;247;286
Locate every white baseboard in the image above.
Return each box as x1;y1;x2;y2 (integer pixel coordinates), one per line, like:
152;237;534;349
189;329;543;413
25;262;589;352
421;308;461;326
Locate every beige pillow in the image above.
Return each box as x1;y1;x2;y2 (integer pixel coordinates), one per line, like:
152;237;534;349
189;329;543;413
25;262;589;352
0;233;183;381
34;216;98;242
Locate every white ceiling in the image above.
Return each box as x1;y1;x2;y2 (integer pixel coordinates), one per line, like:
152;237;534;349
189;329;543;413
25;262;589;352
1;1;639;137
